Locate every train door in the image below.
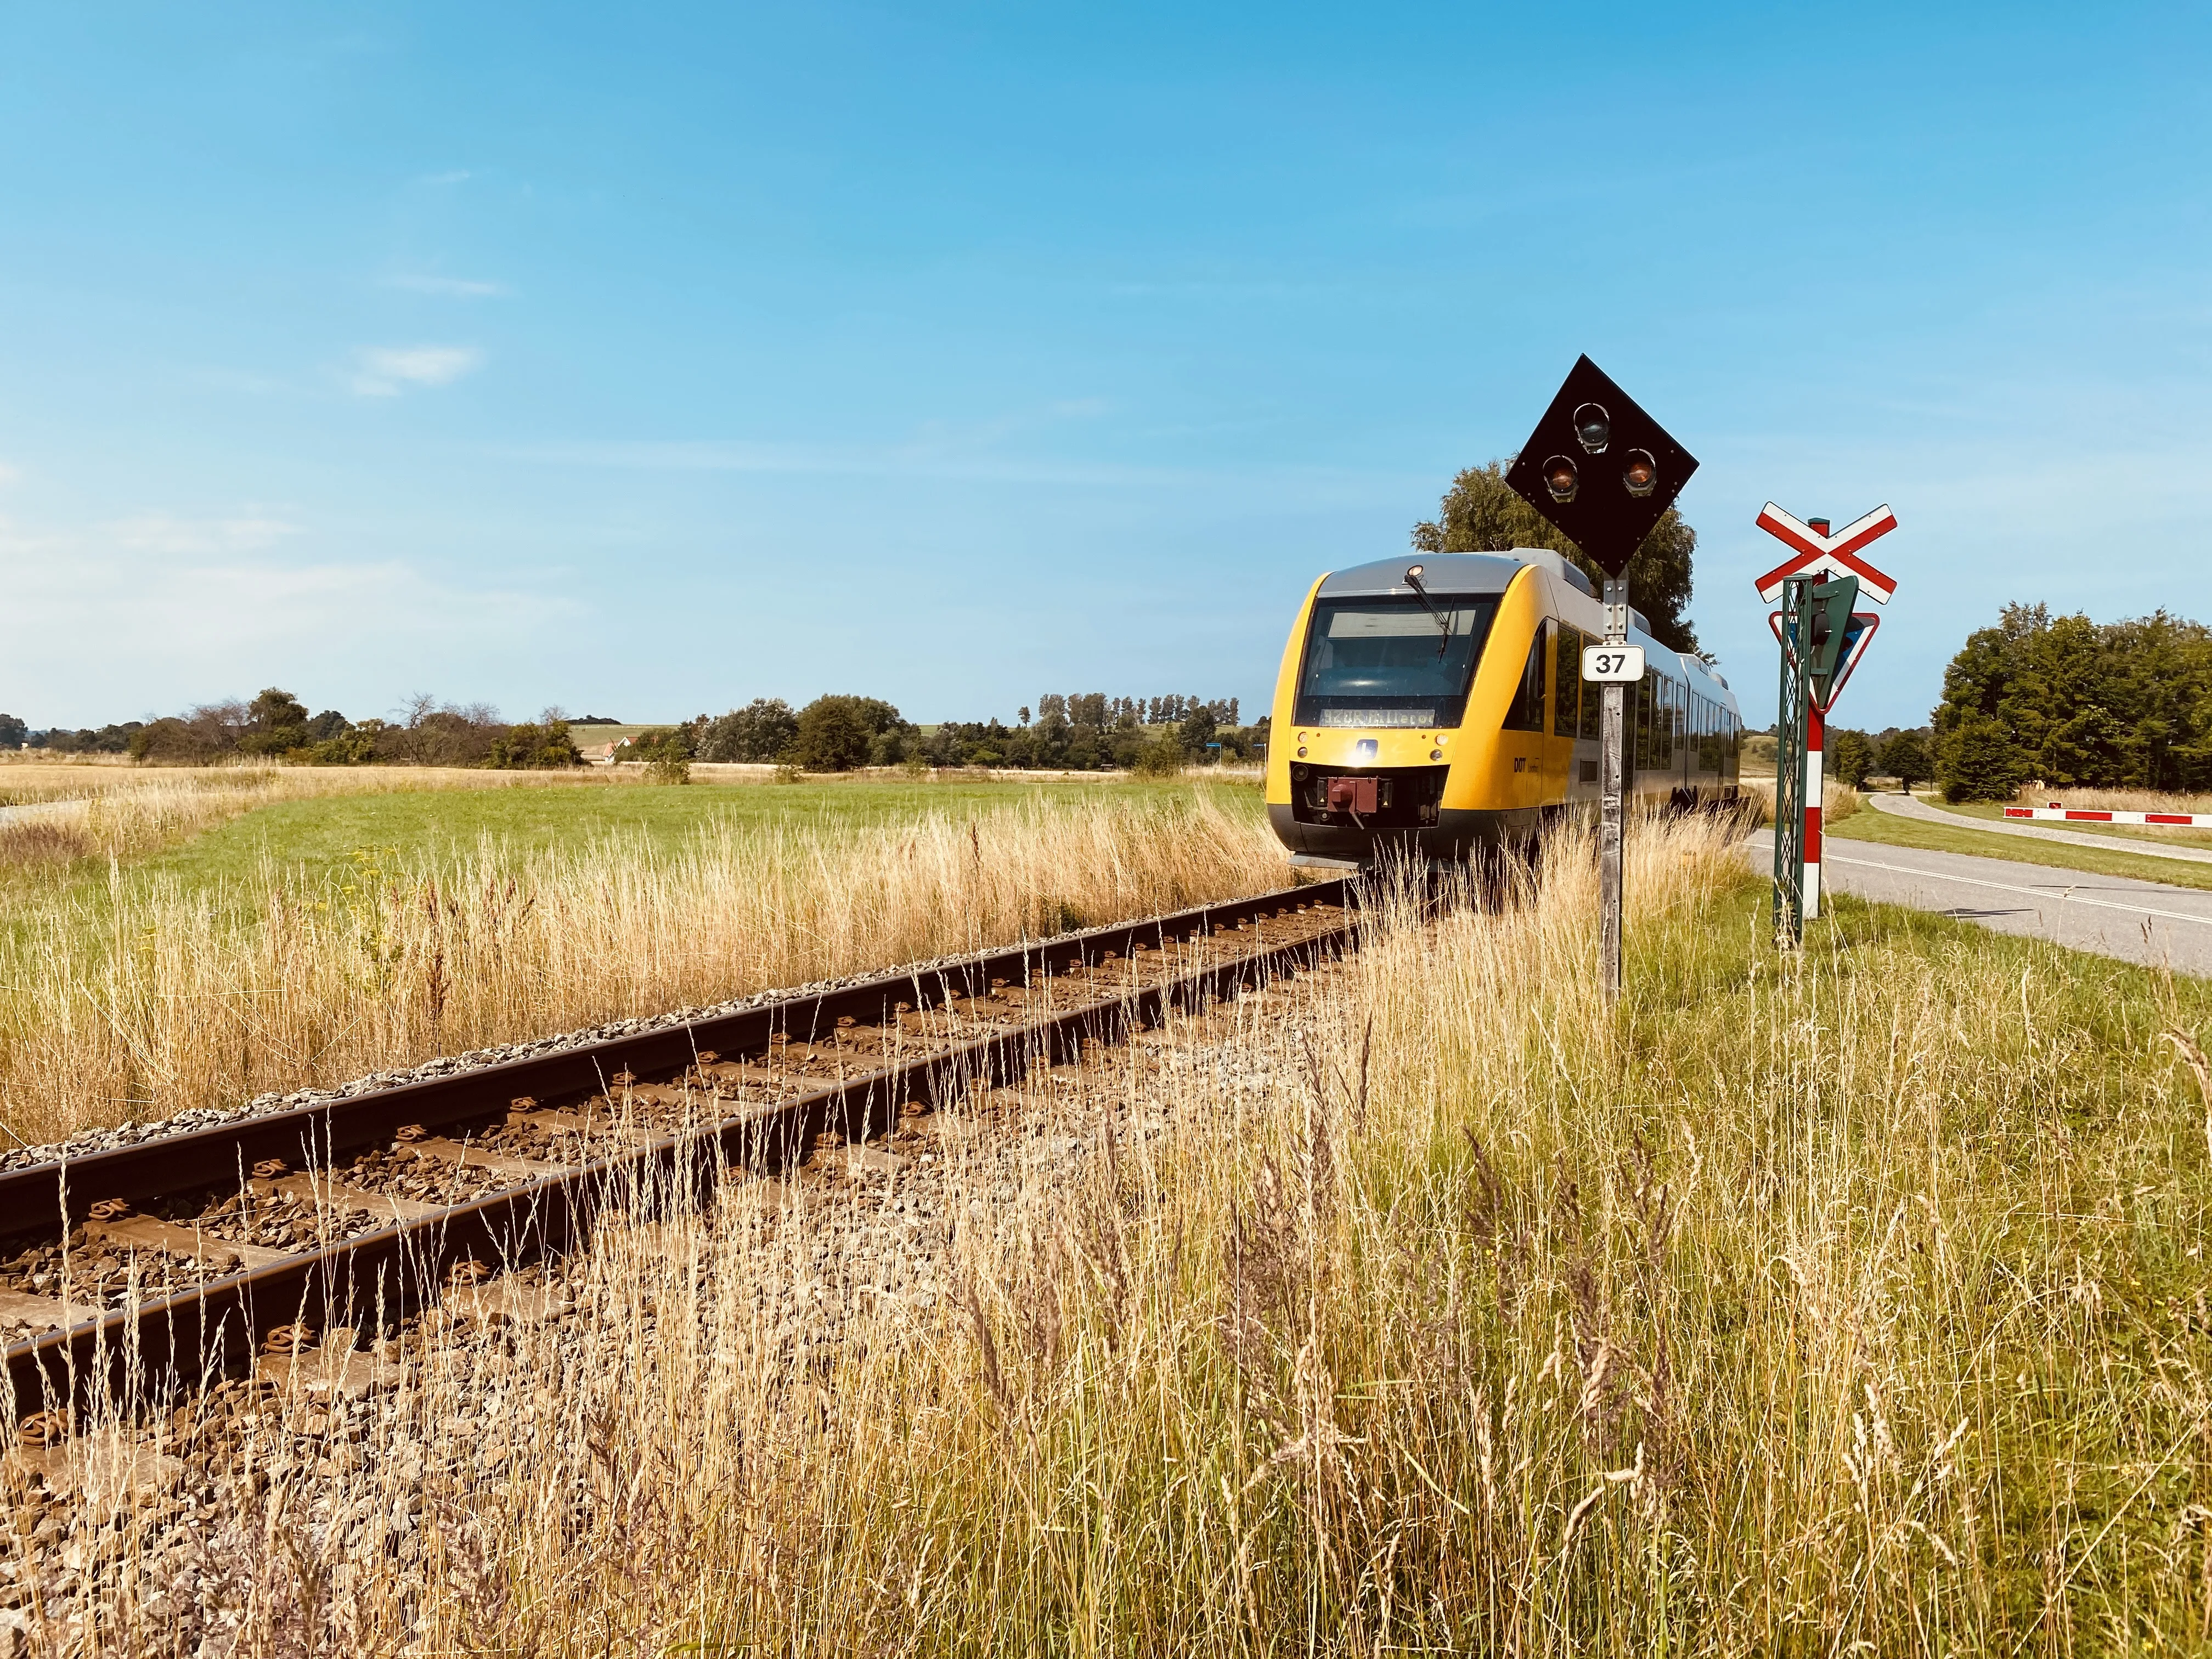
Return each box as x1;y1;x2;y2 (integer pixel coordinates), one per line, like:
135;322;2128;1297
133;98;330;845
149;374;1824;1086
1499;625;1548;810
1551;621;1583;803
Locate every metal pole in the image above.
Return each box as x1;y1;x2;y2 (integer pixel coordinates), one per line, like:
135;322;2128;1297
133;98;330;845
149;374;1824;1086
1598;576;1628;997
1771;574;1810;947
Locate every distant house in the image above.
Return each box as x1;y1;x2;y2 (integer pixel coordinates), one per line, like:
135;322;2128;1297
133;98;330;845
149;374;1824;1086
588;740;629;766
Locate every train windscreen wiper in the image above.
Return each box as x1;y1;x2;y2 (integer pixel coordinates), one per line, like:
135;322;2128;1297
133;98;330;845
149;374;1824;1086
1403;565;1452;659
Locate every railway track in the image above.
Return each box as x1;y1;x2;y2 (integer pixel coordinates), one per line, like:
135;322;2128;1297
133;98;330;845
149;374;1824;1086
4;879;1358;1427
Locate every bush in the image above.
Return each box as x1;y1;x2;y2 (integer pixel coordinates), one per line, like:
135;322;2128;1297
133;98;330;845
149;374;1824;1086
485;720;584;770
1131;736;1186;777
298;730;379;766
129;718;226;765
626;727;694;786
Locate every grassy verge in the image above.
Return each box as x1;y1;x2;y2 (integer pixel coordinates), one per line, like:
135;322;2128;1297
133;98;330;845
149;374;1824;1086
57;811;2212;1652
1831;794;2212;890
1921;795;2212;850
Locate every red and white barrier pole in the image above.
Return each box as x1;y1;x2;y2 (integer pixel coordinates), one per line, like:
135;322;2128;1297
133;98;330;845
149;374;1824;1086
1803;703;1824;919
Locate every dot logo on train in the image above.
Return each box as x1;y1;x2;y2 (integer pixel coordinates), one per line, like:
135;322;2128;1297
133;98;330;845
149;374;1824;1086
1265;548;1743;867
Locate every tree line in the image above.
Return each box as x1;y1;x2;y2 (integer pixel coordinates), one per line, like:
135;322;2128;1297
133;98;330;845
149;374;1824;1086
5;688;1261;774
668;691;1258;772
1926;604;2212;800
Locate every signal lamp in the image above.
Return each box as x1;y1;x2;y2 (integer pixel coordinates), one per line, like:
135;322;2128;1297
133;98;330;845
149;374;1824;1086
1543;456;1579;503
1573;403;1611;453
1622;450;1657;498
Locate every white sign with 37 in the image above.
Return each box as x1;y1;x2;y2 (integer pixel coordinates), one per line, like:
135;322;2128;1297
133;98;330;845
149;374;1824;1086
1581;644;1644;684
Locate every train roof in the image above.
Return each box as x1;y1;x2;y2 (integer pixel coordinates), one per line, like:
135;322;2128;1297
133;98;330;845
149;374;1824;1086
1318;549;1596;601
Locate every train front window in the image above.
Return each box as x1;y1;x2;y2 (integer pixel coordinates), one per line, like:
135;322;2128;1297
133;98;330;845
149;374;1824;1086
1293;597;1498;728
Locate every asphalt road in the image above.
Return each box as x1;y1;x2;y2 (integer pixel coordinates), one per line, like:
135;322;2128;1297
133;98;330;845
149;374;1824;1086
1863;789;2212;865
1745;826;2212;975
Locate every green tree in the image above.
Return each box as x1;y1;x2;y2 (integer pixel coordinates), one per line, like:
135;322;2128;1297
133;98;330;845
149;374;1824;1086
1177;704;1218;759
1412;460;1700;654
792;696;906;771
237;687;312;756
1828;729;1876;789
1936;710;2023;803
1879;729;1932;795
699;698;800;763
1929;603;2212;792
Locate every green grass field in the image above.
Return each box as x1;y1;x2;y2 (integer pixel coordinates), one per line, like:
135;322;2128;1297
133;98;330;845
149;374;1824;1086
1829;791;2212;890
116;775;1250;893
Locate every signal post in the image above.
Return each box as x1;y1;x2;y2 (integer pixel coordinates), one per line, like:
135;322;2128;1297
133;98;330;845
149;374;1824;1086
1504;357;1699;999
1754;504;1898;942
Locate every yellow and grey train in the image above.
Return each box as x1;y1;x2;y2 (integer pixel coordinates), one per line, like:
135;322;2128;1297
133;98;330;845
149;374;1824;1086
1265;549;1742;867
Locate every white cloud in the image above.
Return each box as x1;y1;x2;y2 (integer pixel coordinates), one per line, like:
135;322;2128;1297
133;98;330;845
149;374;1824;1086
349;345;484;397
0;461;19;488
385;274;509;298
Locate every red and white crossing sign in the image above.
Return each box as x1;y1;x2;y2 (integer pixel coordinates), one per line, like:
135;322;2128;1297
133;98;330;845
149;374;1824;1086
1768;610;1881;712
1753;503;1898;602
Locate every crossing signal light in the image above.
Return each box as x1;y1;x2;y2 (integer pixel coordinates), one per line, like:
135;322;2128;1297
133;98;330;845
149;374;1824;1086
1805;574;1860;703
1504;356;1699;577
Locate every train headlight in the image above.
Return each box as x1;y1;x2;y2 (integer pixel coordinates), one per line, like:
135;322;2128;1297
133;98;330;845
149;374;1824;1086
1572;403;1610;454
1542;455;1579;503
1622;449;1657;498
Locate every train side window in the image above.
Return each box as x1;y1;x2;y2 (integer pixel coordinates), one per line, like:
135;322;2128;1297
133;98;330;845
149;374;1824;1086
1553;624;1581;736
1635;669;1654;769
1577;637;1600;741
1500;629;1547;733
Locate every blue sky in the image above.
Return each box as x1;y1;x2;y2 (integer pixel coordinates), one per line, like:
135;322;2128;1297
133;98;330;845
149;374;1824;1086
3;2;2208;732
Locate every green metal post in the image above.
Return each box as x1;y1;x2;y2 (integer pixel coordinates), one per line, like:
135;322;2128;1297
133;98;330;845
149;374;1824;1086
1772;573;1812;947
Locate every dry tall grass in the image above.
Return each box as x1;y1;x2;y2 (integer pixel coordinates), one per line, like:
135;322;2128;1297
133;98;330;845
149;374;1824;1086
0;793;1284;1147
357;816;2212;1649
25;810;2212;1654
2017;785;2212;822
1736;776;1861;825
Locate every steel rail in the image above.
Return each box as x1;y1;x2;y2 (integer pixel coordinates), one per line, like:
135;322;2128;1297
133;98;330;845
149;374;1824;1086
6;878;1356;1417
